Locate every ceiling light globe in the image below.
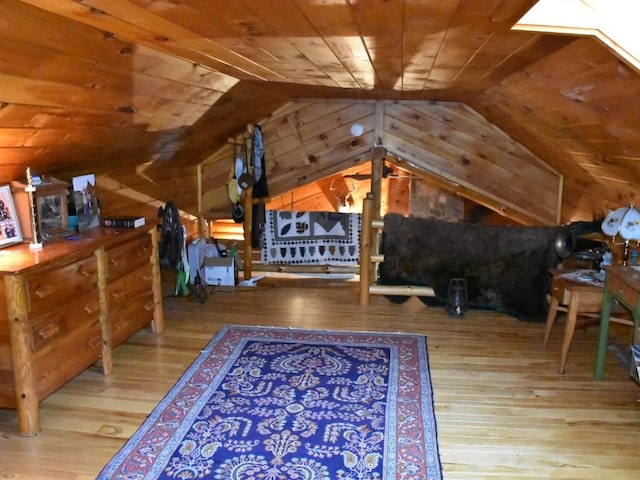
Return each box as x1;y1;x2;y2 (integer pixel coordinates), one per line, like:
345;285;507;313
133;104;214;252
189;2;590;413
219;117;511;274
350;123;364;137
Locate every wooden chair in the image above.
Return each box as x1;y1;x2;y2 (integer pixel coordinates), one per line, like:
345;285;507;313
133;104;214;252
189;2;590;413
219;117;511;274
543;270;632;374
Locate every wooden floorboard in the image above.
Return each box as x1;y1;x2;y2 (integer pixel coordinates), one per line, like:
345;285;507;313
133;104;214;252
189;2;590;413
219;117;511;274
0;282;639;479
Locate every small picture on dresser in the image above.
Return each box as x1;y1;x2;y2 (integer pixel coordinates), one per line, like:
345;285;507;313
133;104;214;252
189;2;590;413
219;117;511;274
72;174;101;232
0;184;23;248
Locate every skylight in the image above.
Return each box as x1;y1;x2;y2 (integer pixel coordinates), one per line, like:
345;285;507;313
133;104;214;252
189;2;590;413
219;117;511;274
513;0;640;72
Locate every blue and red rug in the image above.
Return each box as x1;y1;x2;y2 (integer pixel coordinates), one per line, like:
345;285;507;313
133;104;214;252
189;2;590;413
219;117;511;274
97;325;442;479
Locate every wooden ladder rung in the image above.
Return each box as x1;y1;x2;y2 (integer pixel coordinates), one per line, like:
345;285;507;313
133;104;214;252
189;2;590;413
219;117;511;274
369;284;435;297
359;192;435;305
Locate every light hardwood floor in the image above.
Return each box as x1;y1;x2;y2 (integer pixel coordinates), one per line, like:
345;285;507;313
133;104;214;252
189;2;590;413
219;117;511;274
0;281;639;479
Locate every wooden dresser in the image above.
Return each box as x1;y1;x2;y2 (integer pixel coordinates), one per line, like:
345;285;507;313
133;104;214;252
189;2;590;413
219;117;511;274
0;225;164;436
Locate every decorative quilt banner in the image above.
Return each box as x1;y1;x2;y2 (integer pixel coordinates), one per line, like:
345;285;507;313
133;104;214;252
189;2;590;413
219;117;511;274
97;325;442;480
261;210;361;265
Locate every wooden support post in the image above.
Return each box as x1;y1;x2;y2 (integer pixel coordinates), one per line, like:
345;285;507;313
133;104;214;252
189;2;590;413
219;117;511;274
245;123;254;174
149;226;165;334
4;275;40;436
556;174;564;225
370;144;385;275
360;193;374;305
94;247;112;375
242;189;253;281
196;163;207;238
371;146;385;218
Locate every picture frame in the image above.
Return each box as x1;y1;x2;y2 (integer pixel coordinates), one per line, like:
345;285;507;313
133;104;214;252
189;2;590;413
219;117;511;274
72;173;100;232
10;176;70;241
0;184;23;248
36;189;68;236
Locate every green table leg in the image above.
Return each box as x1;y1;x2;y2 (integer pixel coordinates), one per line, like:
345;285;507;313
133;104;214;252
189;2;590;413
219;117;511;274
594;288;612;379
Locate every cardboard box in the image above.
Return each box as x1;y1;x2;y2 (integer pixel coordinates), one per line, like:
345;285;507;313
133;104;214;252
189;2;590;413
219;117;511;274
203;256;235;286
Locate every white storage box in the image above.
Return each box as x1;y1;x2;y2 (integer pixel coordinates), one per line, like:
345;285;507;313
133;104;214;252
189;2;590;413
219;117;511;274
203;256;235;286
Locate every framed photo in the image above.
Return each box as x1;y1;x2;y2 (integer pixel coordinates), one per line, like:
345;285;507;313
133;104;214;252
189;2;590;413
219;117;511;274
10;177;70;241
0;184;23;248
36;189;68;236
72;174;100;232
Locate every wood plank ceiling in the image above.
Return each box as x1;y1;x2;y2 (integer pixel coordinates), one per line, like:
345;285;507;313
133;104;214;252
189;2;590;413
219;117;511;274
1;0;639;224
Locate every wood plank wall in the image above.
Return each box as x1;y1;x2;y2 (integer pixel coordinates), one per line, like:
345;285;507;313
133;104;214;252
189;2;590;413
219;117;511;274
470;37;640;221
199;100;561;226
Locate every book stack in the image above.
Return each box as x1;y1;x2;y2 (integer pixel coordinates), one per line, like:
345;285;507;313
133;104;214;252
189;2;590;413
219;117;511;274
103;216;146;229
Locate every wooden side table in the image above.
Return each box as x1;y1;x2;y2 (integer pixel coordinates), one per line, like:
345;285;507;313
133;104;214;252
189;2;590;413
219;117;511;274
595;266;640;380
543;270;604;373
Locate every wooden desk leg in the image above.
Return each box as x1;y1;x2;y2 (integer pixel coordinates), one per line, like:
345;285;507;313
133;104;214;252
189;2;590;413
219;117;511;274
4;275;40;436
543;296;560;347
560;292;580;374
595;288;613;380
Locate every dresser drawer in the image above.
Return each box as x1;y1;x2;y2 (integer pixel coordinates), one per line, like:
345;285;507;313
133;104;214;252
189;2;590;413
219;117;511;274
27;255;98;316
106;233;152;281
32;317;102;401
606;274;639;310
29;291;100;352
110;293;155;348
0;364;16;408
107;263;154;314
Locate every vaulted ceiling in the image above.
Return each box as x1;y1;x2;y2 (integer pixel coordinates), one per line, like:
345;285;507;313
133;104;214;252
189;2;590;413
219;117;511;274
1;0;639;224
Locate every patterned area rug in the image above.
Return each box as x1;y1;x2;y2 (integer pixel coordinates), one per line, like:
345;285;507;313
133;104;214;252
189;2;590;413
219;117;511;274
97;325;442;480
261;210;361;265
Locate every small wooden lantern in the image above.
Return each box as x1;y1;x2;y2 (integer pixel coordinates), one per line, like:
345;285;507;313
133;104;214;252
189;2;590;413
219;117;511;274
11;176;70;240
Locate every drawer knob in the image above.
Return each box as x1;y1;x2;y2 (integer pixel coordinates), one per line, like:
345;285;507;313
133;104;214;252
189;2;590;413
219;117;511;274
38;323;60;339
78;266;92;278
111;290;126;300
84;301;100;315
34;284;55;298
